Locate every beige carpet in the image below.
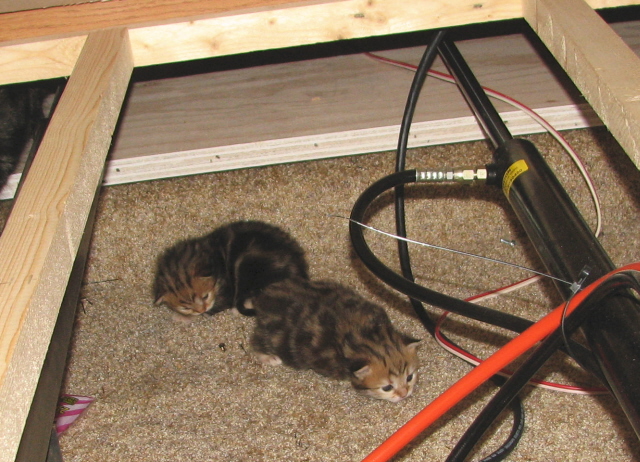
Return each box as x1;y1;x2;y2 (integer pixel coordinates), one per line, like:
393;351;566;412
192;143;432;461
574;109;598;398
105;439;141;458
4;127;639;461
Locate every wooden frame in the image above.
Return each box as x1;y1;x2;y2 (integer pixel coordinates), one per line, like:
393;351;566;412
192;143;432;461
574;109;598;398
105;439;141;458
525;0;640;177
0;27;133;462
1;1;639;461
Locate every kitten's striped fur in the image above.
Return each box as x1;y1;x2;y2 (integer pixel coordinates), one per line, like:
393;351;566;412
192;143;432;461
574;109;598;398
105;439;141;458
251;278;420;402
154;220;308;317
153;237;217;316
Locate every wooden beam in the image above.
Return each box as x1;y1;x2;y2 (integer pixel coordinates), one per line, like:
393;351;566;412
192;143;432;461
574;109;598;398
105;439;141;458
0;0;298;43
0;0;525;85
524;0;640;168
2;0;637;47
0;36;87;85
0;0;500;48
0;28;133;462
0;0;100;15
0;0;304;45
127;0;522;67
2;0;639;85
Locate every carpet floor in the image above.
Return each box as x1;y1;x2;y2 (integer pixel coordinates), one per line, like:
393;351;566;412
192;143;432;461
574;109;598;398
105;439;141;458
3;127;639;461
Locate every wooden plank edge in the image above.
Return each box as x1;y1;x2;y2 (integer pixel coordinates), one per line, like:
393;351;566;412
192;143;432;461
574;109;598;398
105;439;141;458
0;0;314;44
0;28;133;462
0;35;86;86
524;0;640;168
0;0;101;15
0;0;524;85
3;1;639;85
2;0;637;47
0;103;601;200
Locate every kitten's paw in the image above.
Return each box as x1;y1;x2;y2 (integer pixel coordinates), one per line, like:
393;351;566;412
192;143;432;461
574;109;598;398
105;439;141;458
229;307;241;316
232;300;256;317
256;353;282;366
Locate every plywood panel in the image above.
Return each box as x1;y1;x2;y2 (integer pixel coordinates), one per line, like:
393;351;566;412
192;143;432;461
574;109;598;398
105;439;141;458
109;33;589;160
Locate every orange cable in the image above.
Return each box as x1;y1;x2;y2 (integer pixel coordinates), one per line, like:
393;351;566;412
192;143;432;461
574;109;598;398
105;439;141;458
361;262;640;462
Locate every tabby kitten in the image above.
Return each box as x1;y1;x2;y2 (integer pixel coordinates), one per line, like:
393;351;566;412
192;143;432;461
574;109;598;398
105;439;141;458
154;220;308;317
250;277;420;402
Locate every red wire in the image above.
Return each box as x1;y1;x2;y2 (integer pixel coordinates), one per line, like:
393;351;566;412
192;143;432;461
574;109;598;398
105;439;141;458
369;51;607;394
362;50;617;460
365;52;526;106
361;262;640;462
435;311;607;394
436;280;607;394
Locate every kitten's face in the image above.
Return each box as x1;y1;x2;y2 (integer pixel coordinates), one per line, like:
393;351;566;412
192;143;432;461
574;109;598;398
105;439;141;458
155;275;217;317
352;340;420;403
154;238;217;317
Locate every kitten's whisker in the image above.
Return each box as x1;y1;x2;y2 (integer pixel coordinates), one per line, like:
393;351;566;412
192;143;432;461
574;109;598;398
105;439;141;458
331;214;573;287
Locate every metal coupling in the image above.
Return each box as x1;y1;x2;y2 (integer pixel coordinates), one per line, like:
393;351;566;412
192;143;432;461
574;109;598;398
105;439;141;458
416;167;488;183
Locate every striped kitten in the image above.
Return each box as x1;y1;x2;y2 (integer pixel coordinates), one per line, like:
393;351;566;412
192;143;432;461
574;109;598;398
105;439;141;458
154;220;308;317
250;278;420;402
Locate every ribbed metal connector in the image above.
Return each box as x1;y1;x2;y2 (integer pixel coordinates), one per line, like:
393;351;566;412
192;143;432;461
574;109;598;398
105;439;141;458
416;167;488;183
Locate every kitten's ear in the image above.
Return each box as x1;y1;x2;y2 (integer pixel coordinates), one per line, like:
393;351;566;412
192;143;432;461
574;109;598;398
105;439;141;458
350;360;371;380
193;275;215;288
353;364;372;380
403;336;422;352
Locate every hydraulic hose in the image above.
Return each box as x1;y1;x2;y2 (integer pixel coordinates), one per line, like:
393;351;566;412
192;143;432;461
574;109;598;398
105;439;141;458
391;31;525;461
351;30;627;462
351;169;533;334
437;34;640;436
349;168;607;380
394;28;447;336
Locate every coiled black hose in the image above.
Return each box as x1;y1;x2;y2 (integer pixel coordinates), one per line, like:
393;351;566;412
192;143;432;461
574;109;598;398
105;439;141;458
351;30;612;462
350;169;534;333
357;29;525;462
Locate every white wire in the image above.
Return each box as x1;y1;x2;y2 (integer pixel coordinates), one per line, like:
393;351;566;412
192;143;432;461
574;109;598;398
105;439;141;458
365;53;609;394
337;216;573;286
432;328;607;395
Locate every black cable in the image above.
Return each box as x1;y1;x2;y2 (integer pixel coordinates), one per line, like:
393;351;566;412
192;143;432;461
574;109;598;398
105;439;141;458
433;329;524;462
352;32;613;461
394;29;446;336
436;38;513;151
446;272;640;462
350;170;534;334
389;30;523;462
349;169;607;381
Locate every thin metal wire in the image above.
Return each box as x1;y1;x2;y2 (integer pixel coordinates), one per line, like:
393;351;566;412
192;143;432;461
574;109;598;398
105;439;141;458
332;214;574;287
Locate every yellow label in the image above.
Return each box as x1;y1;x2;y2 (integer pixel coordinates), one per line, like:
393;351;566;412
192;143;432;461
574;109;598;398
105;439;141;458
502;159;529;198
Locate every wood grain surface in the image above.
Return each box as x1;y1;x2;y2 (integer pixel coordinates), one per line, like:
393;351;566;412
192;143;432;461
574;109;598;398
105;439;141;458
0;28;133;462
